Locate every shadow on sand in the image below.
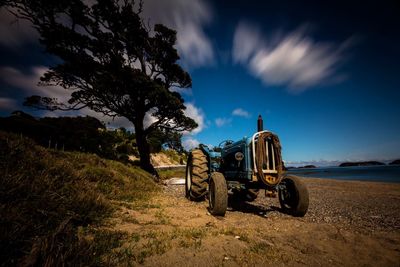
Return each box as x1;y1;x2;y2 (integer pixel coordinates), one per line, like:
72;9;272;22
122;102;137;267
227;196;282;218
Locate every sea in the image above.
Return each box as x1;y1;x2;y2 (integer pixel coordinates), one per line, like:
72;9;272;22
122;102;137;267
286;165;400;183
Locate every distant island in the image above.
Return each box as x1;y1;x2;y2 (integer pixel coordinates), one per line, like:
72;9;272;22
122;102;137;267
298;165;317;169
389;159;400;165
339;161;385;167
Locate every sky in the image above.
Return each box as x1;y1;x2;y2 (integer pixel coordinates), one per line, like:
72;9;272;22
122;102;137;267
0;0;399;166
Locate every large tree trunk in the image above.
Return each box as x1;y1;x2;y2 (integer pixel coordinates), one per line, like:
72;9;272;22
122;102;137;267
134;119;158;180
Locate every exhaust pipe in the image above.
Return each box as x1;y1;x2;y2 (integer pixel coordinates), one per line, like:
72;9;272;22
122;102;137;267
257;115;263;132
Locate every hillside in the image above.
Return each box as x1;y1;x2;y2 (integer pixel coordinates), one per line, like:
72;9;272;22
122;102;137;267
0;131;158;266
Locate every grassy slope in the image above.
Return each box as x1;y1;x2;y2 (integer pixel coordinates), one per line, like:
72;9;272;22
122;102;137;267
0;131;158;266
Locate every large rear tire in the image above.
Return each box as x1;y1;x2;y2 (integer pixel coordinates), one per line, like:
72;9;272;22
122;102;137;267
209;172;228;216
185;149;208;201
278;175;309;217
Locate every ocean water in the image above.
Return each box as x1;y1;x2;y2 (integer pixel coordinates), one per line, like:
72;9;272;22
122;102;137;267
286;165;400;183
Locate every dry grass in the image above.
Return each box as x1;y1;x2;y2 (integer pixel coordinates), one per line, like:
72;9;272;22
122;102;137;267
158;168;186;180
0;131;158;266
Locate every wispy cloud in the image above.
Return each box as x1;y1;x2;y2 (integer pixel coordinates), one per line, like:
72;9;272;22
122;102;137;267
232;108;251;118
233;22;353;92
215;117;232;127
0;66;71;102
143;0;214;68
184;102;205;134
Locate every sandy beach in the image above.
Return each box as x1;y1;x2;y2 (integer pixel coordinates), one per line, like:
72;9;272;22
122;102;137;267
110;177;400;266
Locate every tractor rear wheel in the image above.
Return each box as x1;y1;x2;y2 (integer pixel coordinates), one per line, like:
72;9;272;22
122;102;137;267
185;149;208;201
209;172;228;216
278;175;309;217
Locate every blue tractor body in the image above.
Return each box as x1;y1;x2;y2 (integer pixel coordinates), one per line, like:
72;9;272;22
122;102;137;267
200;137;253;182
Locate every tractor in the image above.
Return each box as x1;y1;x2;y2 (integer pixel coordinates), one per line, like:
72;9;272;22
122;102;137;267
185;115;309;217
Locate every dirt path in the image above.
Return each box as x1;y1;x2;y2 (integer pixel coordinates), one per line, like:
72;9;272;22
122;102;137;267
109;178;400;266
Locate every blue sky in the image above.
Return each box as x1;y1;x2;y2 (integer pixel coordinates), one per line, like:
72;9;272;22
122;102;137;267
0;0;399;166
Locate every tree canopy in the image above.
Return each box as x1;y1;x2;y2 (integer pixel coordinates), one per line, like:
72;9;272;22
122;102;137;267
2;0;197;175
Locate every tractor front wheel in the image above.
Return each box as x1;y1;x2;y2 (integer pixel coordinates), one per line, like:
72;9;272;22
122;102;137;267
278;175;309;217
185;149;208;201
209;172;228;216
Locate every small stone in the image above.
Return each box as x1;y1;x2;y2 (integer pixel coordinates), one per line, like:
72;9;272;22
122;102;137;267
235;235;240;239
224;256;229;261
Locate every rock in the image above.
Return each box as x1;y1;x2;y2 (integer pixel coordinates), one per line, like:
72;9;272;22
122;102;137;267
389;159;400;165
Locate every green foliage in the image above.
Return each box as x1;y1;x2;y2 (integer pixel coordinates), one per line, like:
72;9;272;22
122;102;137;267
0;131;157;266
0;112;138;162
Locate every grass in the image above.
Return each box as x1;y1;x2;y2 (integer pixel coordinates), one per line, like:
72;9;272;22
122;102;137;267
0;131;158;266
116;227;208;264
215;227;250;242
158;168;186;180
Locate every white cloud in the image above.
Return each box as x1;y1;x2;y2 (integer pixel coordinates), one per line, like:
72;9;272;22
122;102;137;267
143;0;214;68
182;137;200;151
233;22;352;92
0;66;72;102
215;117;232;127
232;108;251;118
184;102;205;134
0;97;17;111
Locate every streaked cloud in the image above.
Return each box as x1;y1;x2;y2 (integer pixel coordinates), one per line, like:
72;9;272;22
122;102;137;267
233;22;352;92
215;117;232;127
0;66;71;102
1;1;215;68
232;108;251;118
182;137;200;151
184;102;205;134
143;0;214;68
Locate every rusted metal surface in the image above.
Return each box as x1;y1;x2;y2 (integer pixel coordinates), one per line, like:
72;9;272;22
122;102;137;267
255;131;283;186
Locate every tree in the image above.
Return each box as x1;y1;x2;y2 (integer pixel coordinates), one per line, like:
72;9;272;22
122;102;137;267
2;0;197;175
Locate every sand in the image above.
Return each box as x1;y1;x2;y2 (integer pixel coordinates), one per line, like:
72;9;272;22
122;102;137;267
111;177;400;266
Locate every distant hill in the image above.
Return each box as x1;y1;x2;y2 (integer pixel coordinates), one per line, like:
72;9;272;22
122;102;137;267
339;161;385;167
389;159;400;165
